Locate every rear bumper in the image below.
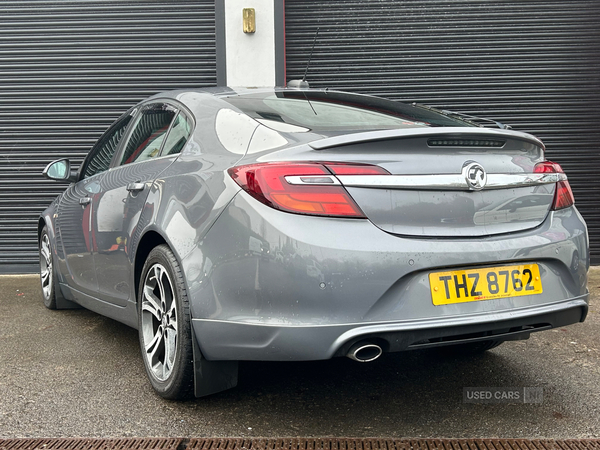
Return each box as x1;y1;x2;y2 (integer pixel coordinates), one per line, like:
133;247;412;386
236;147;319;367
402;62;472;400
182;192;589;362
192;295;588;361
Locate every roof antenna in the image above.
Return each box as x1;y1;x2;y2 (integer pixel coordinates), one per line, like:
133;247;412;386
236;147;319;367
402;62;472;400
288;27;320;89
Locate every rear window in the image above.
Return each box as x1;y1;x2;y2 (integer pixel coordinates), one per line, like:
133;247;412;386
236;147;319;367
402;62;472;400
221;90;474;132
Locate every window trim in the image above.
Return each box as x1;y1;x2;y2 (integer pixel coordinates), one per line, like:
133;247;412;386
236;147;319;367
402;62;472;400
76;97;196;182
113;102;178;168
78;107;137;181
158;110;195;158
110;98;196;170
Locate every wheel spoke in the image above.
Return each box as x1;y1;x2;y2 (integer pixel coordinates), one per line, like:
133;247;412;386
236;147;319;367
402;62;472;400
164;328;176;372
151;358;164;378
142;287;161;321
167;302;178;333
41;240;50;262
145;327;162;359
155;266;166;304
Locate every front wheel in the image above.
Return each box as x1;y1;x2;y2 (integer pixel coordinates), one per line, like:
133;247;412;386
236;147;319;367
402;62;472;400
39;226;57;309
138;245;194;400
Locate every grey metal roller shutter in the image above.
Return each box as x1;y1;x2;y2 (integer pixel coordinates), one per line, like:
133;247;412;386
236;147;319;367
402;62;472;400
285;0;600;262
0;0;216;273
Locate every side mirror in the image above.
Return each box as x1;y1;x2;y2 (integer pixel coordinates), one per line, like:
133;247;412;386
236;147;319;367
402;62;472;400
42;159;77;182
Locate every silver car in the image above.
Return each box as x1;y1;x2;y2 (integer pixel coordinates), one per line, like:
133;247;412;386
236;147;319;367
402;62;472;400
39;87;589;399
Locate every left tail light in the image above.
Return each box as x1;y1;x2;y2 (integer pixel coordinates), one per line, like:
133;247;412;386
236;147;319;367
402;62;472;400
228;162;388;218
534;161;575;210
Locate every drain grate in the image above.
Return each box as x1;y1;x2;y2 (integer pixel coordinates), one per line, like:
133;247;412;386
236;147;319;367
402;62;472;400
0;438;183;450
186;440;600;450
1;439;600;450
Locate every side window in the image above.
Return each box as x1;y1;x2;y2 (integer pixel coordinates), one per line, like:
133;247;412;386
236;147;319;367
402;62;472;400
83;113;133;179
119;103;177;166
161;112;194;156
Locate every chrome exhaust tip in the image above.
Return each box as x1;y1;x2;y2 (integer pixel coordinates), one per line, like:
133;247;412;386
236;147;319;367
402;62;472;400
346;342;383;363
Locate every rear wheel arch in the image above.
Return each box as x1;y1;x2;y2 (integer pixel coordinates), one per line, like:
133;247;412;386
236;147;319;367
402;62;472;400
134;230;239;398
38;217;48;241
134;230;168;304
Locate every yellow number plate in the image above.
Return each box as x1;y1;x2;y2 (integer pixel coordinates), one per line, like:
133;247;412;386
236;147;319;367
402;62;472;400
429;264;543;306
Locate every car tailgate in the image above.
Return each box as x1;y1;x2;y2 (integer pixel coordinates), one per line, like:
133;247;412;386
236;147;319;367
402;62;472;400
311;128;556;237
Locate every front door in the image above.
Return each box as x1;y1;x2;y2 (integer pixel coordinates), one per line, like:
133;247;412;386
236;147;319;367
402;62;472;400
56;175;102;296
57;110;135;296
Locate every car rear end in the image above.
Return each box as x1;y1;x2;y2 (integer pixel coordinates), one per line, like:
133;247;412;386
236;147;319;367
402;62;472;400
187;90;589;362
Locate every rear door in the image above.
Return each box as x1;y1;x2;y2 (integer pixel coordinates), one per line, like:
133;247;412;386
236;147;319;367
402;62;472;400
91;102;194;306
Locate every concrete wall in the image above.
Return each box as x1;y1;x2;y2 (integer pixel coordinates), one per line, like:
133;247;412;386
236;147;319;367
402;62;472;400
217;0;284;87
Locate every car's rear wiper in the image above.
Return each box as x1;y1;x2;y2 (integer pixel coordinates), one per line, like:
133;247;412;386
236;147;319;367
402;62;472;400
412;103;512;130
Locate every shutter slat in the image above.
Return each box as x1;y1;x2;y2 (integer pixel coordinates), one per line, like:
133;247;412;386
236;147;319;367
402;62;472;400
286;0;600;262
0;0;216;273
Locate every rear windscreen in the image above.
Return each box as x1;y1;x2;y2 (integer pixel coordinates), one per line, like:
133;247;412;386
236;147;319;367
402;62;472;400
221;90;475;132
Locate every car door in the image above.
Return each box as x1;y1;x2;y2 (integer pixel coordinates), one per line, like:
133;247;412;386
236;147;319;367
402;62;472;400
91;102;194;306
57;111;135;297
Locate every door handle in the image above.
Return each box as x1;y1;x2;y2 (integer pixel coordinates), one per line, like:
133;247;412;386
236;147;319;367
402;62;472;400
126;182;145;193
79;197;91;206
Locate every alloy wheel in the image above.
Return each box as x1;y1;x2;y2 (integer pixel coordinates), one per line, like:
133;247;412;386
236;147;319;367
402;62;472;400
141;263;178;382
40;233;53;301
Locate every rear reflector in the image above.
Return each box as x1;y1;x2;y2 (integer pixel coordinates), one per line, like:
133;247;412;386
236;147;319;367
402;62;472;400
534;161;575;210
228;162;388;217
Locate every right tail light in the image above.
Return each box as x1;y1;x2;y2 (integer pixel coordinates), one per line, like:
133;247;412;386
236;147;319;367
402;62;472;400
534;161;575;210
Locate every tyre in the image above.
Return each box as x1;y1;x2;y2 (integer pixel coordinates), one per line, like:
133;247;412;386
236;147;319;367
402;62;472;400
39;226;57;310
138;245;194;400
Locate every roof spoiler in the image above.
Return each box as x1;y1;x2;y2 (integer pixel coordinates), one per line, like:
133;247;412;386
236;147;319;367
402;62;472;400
308;127;544;150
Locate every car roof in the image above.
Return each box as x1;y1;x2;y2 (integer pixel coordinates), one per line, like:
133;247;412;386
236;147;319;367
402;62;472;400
148;86;294;100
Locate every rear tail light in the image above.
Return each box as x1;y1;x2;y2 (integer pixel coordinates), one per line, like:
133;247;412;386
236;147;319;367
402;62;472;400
228;162;389;218
553;181;576;210
534;161;575;210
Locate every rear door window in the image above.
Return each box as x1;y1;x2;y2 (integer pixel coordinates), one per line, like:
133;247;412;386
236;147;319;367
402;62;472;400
161;112;194;156
118;103;177;166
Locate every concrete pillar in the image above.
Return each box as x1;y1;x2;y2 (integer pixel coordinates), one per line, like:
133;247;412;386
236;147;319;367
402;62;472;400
216;0;285;87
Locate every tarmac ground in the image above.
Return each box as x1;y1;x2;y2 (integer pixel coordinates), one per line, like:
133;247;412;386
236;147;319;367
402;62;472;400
1;438;600;450
0;269;599;439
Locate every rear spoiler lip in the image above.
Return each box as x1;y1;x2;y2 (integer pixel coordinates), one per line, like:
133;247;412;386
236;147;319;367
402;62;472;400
308;127;544;150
